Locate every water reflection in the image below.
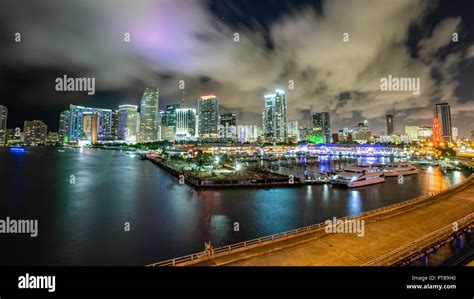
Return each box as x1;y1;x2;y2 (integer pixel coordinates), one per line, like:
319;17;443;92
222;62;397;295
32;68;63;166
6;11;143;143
0;148;470;265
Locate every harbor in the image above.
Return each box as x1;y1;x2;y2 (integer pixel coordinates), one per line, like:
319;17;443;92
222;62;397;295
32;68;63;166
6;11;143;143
142;149;472;189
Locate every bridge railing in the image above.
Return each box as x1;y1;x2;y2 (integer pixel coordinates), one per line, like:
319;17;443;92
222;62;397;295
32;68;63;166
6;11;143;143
362;212;474;266
147;173;473;267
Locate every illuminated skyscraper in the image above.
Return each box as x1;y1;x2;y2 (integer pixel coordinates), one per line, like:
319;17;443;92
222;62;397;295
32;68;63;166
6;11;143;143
0;105;7;130
111;110;119;140
139;87;160;141
59;110;70;144
69;105;112;142
386;114;394;135
0;105;7;145
163;104;181;127
220;113;237;127
312;112;331;143
432;116;441;145
176;108;197;141
118;105;139;142
263;89;287;142
219;113;237;142
82;112;99;144
434;103;452;142
198;95;219;139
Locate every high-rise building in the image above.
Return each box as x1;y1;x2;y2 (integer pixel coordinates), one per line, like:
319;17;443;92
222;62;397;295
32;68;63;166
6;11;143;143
263;90;288;142
434;103;452;142
417;126;432;140
386;114;394;135
404;126;419;142
0;105;7;130
176;108;196;141
312;112;331;143
219;113;237;142
432;116;441;145
161;126;176;142
118;105;139;142
299;109;313;130
0;105;7;145
218;124;237;142
24;120;47;145
287;120;299;143
46;132;59;145
353;122;371;143
82;112;99;144
237;125;258;143
220;113;237;127
162;104;181;127
139;87;160;142
111;110;119;140
452;127;458;141
58;110;70;144
197;95;219;139
69;105;112;142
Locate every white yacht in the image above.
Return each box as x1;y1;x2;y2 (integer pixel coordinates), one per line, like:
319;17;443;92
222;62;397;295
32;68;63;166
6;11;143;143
383;162;418;177
331;166;385;188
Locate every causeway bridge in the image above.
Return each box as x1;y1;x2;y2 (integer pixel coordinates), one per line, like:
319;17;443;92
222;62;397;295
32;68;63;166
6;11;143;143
149;158;474;267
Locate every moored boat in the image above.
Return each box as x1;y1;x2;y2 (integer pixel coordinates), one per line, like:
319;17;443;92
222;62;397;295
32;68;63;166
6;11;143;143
331;165;385;188
383;162;418;177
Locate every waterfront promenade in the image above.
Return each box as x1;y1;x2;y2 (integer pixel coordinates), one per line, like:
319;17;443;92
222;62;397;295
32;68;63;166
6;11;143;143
149;160;474;266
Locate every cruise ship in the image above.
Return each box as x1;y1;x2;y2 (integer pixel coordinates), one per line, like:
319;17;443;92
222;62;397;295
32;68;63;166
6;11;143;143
330;166;385;188
383;162;418;177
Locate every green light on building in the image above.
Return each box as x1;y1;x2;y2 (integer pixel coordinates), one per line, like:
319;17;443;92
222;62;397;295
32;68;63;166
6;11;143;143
307;135;323;144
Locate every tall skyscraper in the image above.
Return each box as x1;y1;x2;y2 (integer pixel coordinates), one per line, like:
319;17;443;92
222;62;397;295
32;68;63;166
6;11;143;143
263;89;288;142
434;103;452;142
24;120;47;145
82;112;99;144
176;108;197;141
197;95;219;139
386;114;394;135
219;113;237;142
139;87;160;142
118;105;139;142
111;110;119;140
0;105;7;145
220;113;237;127
0;105;7;130
312;112;331;143
163;104;181;127
69;105;112;142
59;110;70;144
432;116;441;145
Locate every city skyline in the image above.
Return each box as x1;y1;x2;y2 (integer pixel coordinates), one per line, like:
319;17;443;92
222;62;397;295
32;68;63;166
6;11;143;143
0;0;474;136
0;97;466;147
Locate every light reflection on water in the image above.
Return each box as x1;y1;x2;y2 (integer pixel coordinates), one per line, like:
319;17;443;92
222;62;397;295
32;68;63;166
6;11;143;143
0;148;470;265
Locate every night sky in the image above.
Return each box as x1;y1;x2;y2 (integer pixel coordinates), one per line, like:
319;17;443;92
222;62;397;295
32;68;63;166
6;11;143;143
0;0;473;135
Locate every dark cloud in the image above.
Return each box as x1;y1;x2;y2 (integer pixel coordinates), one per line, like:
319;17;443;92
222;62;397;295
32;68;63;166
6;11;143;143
0;0;473;135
